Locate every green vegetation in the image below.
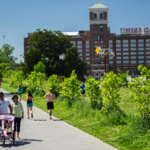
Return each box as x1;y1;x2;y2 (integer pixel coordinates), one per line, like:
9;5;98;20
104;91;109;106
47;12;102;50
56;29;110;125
1;64;150;150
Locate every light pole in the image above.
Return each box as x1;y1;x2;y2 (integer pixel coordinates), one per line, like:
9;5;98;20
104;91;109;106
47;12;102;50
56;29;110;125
59;54;65;76
99;46;115;73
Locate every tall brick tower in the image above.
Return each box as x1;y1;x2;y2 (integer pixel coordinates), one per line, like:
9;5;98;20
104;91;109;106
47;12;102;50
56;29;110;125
88;2;109;79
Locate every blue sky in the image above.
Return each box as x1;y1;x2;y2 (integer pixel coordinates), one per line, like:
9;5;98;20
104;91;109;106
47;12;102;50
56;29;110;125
0;0;149;62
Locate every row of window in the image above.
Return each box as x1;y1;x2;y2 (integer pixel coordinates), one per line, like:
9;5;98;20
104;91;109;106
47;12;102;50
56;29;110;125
94;13;103;19
71;41;90;45
95;35;103;40
77;45;90;48
109;66;138;70
94;24;103;28
116;48;150;51
116;52;150;55
94;29;103;33
110;39;150;44
114;56;149;59
115;43;150;47
112;60;150;64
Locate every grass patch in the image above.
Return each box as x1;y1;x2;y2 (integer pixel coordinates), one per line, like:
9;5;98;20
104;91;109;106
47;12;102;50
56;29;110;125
1;78;150;150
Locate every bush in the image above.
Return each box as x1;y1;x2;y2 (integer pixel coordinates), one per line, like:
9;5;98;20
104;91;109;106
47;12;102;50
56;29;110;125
33;89;45;97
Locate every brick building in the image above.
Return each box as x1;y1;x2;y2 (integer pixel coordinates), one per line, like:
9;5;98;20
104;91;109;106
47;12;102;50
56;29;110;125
24;2;150;80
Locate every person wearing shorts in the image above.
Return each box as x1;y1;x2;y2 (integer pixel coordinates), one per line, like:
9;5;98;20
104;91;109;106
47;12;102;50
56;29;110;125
80;82;85;99
44;88;56;120
17;85;23;101
25;91;34;119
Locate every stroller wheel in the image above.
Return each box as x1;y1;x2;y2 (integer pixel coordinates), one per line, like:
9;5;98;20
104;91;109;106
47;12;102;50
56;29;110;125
2;136;5;147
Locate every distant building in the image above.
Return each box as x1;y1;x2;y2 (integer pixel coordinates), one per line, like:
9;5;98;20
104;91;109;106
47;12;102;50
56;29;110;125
24;2;150;80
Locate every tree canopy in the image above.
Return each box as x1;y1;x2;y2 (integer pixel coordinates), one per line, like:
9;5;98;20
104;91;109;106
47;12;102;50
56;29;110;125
22;29;88;79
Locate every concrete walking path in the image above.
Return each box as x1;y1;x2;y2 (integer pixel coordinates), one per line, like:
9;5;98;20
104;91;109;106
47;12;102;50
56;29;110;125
0;88;118;150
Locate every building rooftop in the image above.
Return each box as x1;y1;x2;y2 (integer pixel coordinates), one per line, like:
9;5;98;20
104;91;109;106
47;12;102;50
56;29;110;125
88;2;109;11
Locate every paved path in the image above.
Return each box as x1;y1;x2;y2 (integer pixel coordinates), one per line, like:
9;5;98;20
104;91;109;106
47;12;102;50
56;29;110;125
0;88;118;150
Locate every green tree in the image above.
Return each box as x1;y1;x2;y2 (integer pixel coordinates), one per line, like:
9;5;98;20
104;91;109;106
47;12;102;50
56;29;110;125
61;70;81;106
34;61;46;74
23;29;88;79
85;76;102;109
117;69;129;85
101;72;121;112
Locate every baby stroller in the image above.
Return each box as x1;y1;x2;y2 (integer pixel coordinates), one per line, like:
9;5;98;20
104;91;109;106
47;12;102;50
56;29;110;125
0;114;15;147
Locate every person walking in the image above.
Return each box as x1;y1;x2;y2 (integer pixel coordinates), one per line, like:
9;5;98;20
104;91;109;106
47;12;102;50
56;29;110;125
80;82;85;99
0;92;12;114
25;91;34;119
11;95;24;140
17;85;23;101
44;88;56;120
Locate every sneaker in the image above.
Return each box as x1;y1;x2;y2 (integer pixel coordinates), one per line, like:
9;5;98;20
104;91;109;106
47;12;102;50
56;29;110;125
31;113;33;118
27;117;30;119
50;117;52;120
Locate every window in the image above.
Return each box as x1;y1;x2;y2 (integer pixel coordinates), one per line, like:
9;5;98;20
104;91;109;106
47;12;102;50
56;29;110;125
146;60;150;64
79;54;82;57
109;66;113;70
86;41;89;44
95;58;98;60
116;61;121;64
77;41;82;45
131;66;137;69
117;66;121;69
94;13;97;19
146;44;150;47
123;66;129;69
78;50;82;53
123;61;129;64
123;40;128;43
86;49;90;52
139;60;144;64
130;44;136;47
95;66;98;70
138;44;144;47
138;39;144;43
86;45;90;48
116;48;121;52
100;41;103;44
100;29;103;32
123;44;128;47
94;24;97;28
116;44;121;48
101;66;104;69
131;61;136;64
109;44;113;48
100;24;103;28
123;52;129;55
86;57;90;61
138;48;144;51
131;52;136;55
94;35;98;40
71;41;75;45
86;61;90;64
116;40;121;44
131;56;136;59
100;13;103;19
123;57;129;59
146;48;150;51
130;48;136;51
146;56;150;59
116;57;121;60
94;29;97;33
109;57;113;60
139;56;144;59
130;40;136;43
100;35;103;39
138;52;144;55
109;61;113;64
95;41;98;44
109;40;112;44
77;45;82;48
146;39;150;43
86;53;90;56
123;48;128;51
146;52;150;55
116;53;121;56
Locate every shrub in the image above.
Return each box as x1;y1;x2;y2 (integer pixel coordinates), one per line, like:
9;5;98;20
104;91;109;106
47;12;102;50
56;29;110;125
85;76;102;109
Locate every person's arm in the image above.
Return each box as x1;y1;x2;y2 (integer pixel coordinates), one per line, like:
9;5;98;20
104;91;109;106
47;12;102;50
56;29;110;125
25;95;28;100
32;97;34;101
8;105;12;114
20;102;24;119
44;94;47;100
53;94;56;102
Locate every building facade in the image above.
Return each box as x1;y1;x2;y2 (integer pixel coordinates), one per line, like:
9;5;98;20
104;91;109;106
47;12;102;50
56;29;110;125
24;2;150;80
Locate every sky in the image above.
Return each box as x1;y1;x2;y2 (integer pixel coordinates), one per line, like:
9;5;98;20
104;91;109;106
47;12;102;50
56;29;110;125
0;0;150;62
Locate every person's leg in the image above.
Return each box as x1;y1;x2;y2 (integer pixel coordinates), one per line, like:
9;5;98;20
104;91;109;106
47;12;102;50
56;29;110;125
27;106;29;118
20;94;22;101
50;109;52;119
30;106;33;118
13;118;17;139
16;118;21;139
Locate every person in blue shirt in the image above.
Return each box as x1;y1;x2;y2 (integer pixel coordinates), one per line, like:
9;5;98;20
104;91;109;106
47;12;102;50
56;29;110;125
17;85;23;101
80;82;85;99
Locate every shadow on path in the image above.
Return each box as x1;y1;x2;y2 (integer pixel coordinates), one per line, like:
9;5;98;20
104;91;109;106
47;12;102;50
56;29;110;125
29;119;47;121
53;119;63;121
